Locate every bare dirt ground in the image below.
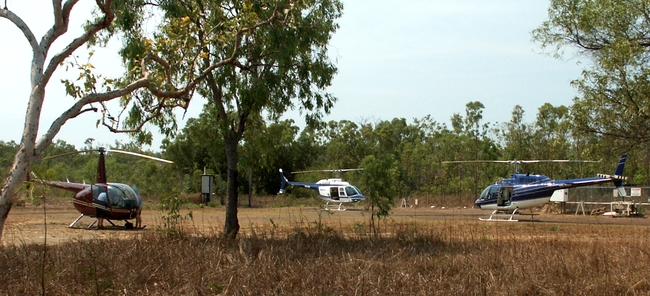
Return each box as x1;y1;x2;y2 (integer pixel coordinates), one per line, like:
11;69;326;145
3;203;650;246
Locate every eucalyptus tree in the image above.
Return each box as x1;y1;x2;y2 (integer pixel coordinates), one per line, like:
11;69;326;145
359;154;396;237
0;0;247;241
120;1;342;238
240;119;301;201
412;116;453;195
533;104;571;158
373;118;424;197
293;125;325;172
533;0;650;149
319;120;371;170
162;101;228;194
448;102;498;195
497;105;533;161
531;103;575;177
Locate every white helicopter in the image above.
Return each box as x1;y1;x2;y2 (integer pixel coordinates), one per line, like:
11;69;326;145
447;153;628;221
278;168;365;211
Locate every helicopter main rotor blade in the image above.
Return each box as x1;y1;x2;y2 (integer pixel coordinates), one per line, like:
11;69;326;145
41;148;174;164
443;159;601;173
41;149;96;161
107;148;174;164
518;160;600;164
292;168;363;174
338;168;364;172
443;159;600;164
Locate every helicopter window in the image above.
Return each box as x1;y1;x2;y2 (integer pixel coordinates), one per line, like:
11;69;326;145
107;186;125;207
345;186;360;196
107;183;140;208
479;187;490;200
91;185;109;202
98;192;108;203
479;185;499;201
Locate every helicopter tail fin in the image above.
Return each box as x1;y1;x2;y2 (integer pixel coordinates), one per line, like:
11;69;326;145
614;153;627;177
613;153;627;196
278;169;289;194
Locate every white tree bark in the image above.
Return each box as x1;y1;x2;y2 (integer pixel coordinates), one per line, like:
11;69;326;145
0;0;279;243
0;0;153;243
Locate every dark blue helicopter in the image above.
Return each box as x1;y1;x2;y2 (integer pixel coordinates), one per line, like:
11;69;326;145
460;154;628;220
278;168;365;211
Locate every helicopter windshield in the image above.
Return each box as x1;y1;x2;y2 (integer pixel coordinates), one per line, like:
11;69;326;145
478;185;499;201
108;183;141;208
91;183;141;208
345;186;362;196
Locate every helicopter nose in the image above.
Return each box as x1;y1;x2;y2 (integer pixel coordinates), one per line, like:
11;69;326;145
474;200;482;209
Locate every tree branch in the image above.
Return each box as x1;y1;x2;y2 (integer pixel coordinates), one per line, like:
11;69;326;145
0;7;39;51
34;77;150;155
41;2;286;147
43;0;114;85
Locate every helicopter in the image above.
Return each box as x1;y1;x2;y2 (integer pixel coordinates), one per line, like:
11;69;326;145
449;153;628;221
278;168;365;211
33;147;173;229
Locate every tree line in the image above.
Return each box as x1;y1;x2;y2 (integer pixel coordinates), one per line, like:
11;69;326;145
4;100;648;204
165;100;650;200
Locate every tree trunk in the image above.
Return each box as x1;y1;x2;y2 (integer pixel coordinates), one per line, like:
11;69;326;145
0;144;36;243
223;138;240;239
216;167;225;205
0;196;15;244
248;168;252;208
219;174;225;205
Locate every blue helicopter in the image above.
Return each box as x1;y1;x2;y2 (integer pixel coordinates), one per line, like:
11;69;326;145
278;168;365;211
458;153;628;221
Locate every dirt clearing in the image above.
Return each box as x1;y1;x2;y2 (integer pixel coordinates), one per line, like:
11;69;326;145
4;203;649;246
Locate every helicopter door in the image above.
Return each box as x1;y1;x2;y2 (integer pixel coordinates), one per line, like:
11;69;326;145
497;186;512;207
330;187;340;200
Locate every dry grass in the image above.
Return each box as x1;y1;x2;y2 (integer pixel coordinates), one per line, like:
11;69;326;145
2;217;650;295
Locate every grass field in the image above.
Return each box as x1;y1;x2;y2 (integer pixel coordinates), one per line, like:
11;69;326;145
1;197;650;295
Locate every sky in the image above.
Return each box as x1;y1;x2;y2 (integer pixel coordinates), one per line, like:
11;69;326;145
0;0;585;151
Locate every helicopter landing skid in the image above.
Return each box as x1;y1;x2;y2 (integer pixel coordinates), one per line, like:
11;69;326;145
69;214;121;229
479;209;519;222
69;214;99;229
86;218;116;229
69;214;85;228
323;201;346;211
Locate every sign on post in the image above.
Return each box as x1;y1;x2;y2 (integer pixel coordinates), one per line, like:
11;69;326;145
201;174;214;204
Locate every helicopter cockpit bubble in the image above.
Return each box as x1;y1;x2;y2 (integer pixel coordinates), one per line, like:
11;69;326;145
107;183;141;208
477;185;499;201
131;185;141;197
345;186;362;196
91;183;140;208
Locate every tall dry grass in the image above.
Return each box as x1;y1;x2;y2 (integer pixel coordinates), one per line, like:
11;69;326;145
1;219;650;295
